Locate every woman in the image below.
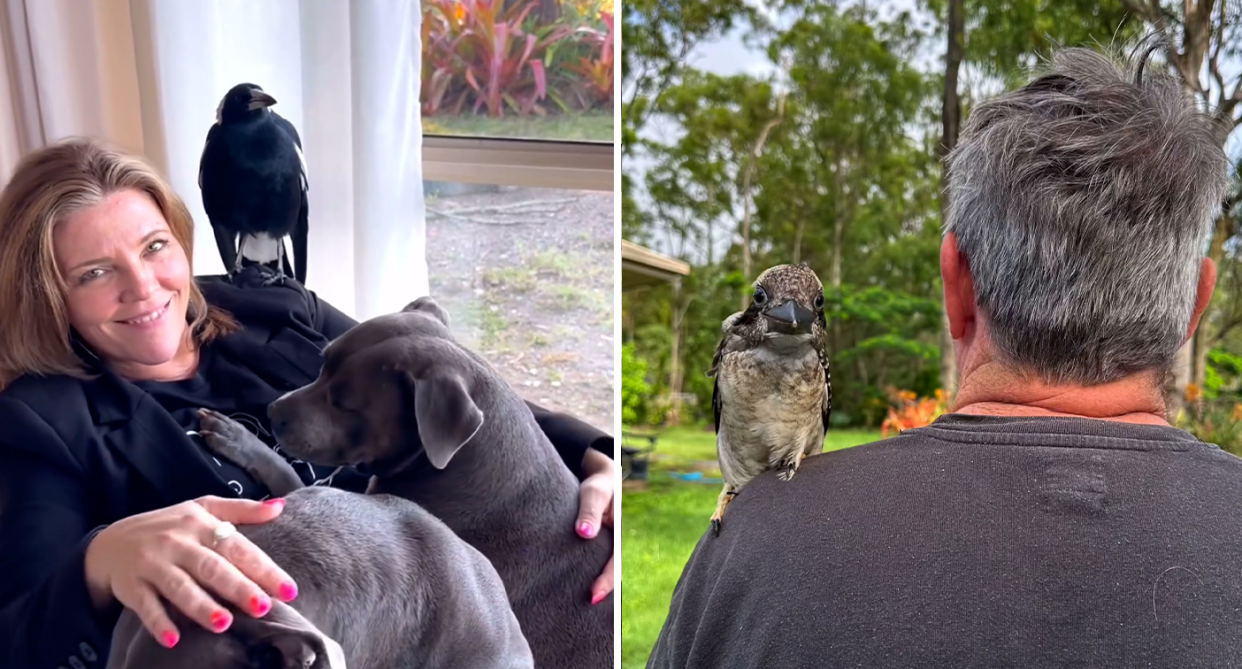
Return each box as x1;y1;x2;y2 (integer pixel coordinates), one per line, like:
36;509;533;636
0;138;616;667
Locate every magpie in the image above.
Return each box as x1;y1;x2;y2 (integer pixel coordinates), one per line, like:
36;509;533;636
199;83;308;285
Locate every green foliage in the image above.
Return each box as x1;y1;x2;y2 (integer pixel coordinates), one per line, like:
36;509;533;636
421;0;612;118
920;0;1142;86
1177;401;1242;457
621;342;652;425
1206;348;1242;399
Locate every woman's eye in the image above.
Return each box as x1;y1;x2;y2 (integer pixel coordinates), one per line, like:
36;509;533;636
79;268;105;284
147;239;168;253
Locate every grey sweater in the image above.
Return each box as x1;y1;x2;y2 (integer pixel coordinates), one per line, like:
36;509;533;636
646;413;1242;668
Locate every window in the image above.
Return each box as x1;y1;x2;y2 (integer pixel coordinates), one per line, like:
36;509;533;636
420;0;616;434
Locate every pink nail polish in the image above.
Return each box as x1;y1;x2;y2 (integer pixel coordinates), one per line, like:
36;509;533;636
578;522;595;538
278;581;298;601
250;595;271;616
591;591;607;605
210;610;232;632
264;498;286;509
161;630;179;648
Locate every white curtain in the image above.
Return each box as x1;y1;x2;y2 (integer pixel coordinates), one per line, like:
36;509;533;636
0;0;428;321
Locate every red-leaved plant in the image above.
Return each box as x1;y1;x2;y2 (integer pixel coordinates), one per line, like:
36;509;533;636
563;12;613;109
422;0;573;118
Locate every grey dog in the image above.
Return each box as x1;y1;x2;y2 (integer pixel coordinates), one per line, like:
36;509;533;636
197;297;614;669
105;485;533;668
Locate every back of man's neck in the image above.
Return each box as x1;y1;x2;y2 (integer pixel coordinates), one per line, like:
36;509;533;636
952;361;1171;427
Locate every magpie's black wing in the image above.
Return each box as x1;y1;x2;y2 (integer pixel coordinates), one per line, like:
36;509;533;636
272;110;308;283
271;111;307;192
198;121;220;192
271;110;302;148
198;122;237;272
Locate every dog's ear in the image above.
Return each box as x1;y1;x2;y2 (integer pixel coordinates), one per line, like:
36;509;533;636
401;296;451;328
232;603;348;669
411;371;484;469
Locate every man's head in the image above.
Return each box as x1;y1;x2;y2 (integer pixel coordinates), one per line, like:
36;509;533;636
944;41;1230;388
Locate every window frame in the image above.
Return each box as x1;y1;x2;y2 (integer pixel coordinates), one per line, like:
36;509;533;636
422;136;613;193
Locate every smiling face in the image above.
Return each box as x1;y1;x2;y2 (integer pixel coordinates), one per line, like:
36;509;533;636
53;189;193;379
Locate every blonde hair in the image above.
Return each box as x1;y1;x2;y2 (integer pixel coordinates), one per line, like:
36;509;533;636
0;137;237;392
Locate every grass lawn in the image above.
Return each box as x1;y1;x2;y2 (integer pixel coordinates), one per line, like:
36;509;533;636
422;111;613;142
621;427;882;669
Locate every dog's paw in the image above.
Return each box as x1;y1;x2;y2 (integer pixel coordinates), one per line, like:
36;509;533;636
197;409;264;462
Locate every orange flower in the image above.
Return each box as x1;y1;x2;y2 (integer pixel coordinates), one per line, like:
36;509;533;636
452;2;466;22
1185;383;1202;402
1232;403;1242;422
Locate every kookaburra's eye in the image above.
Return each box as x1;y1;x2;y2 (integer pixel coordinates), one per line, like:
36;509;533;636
814;292;825;310
753;287;768;306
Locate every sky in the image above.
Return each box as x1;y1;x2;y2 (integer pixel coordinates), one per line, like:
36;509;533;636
627;2;1242;260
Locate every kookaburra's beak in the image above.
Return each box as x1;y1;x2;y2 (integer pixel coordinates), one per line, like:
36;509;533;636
764;300;816;335
248;89;277;110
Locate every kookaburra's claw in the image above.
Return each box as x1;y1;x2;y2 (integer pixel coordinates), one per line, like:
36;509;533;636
710;488;738;537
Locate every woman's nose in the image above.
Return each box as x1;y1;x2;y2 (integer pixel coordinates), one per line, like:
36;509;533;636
121;261;158;302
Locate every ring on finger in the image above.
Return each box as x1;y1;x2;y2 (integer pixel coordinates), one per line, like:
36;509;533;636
211;521;237;550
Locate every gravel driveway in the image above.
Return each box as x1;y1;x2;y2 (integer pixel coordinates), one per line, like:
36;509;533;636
425;183;615;436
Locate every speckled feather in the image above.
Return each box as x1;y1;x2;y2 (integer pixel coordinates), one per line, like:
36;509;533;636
708;264;832;494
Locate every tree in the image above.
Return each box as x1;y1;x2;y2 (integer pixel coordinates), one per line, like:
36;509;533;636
1118;0;1242;414
939;0;965;400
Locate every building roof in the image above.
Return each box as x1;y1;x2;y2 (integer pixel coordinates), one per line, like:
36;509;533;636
622;239;690;290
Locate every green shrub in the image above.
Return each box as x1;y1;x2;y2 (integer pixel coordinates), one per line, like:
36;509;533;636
622;342;651;425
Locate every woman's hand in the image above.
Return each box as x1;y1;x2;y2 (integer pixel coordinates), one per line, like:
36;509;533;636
83;495;297;648
575;446;616;605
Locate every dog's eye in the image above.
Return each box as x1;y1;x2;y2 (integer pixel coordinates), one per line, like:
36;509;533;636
248;643;284;668
753;287;768;306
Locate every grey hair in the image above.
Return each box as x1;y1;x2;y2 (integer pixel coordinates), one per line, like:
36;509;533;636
944;39;1231;385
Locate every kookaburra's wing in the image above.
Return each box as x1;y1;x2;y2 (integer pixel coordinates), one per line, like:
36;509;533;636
820;345;832;435
708;332;728;434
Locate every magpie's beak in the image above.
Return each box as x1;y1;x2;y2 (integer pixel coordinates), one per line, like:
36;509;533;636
248;90;277;110
764;300;816;335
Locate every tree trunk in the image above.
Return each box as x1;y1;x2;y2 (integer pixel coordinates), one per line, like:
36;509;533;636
1192;203;1237;395
793;218;806;264
1162;0;1216;419
938;0;965;404
832;206;843;354
669;282;688;425
738;97;786;310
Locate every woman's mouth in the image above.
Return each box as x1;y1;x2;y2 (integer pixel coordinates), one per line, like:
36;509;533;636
119;297;173;327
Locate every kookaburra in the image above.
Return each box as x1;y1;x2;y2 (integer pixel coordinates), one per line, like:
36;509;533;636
707;263;832;535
